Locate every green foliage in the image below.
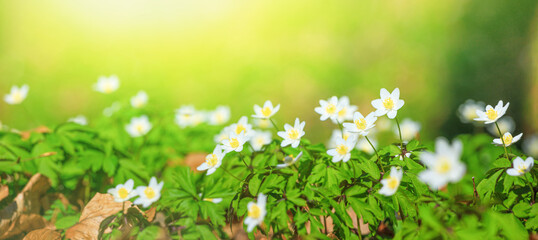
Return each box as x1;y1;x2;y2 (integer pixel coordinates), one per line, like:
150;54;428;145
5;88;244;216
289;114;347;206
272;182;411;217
0;105;536;239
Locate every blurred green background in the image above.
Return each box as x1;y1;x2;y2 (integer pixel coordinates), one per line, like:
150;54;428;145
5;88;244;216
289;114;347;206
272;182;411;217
0;0;537;141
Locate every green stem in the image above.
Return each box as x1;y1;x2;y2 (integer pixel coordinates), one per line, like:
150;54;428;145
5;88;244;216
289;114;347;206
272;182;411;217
356;212;363;239
222;168;244;182
395;117;404;148
365;136;384;174
269;118;280;132
527;174;535;204
494;122;510;160
336;120;344;136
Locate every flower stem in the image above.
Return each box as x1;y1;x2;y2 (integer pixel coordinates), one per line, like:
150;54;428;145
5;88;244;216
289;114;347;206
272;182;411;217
494;122;510;160
336;120;344;136
395;117;404;148
269;118;280;132
223;168;244;182
527;174;535;204
365;136;384;174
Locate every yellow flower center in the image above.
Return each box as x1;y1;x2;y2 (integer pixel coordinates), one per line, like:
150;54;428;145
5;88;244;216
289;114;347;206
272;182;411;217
383;98;394;110
518;166;528;174
230;138;240;148
12;91;23;102
354;118;367;130
136;124;145;133
248;204;261;218
435;157;452;174
235;124;246;134
326;104;336;114
256;137;265;146
502;134;513;145
103;83;115;93
261;106;272;117
336;144;349;155
206;154;219;167
288;129;299;140
486;109;498;120
144;187;156;199
283;155;294;165
342;133;350;141
338;107;347;117
203;198;213;202
215;113;224;123
118;187;129;199
387;177;399;189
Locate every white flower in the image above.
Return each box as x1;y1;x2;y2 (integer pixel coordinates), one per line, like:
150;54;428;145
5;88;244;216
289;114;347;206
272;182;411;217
130;91;148;108
68;115;88;126
197;145;226;175
395;146;412;161
276;152;303;169
327;135;356;163
506;157;534;177
254;119;271;129
229;116;254;138
94;75;119;94
107;179;137;202
396;118;421;142
486;116;515;137
474;100;509;124
328;129;358;149
4;84;29;105
103;102;121;117
198;193;223;204
418;138;466;190
314;96;343;121
277;118;305;148
134;177;163;208
523;135;538;158
493;132;522;147
125;115;152;137
244;193;267;232
175;105;197;128
252;100;280;119
250;131;272;151
343;111;377;136
458;100;485;124
379;167;403;196
208;106;231;125
332;96;358;124
221;131;248;153
356;136;377;155
371;88;405;119
214;126;232;144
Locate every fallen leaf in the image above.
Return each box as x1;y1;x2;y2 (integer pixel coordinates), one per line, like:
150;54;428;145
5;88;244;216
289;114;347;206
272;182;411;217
145;207;156;222
0;185;8;202
183;153;207;172
65;193;129;240
23;228;61;240
19;126;51;140
0;174;51;239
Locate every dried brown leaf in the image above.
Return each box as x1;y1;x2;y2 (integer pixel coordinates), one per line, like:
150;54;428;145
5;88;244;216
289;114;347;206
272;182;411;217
23;228;61;240
19;126;51;140
0;185;8;202
65;193;128;240
0;174;51;239
183;153;207;172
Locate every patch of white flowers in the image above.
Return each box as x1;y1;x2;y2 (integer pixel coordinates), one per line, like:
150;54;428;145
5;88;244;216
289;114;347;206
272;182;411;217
107;177;163;208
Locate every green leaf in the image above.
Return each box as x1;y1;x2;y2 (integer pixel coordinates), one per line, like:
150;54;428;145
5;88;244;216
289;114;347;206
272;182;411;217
55;215;80;229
